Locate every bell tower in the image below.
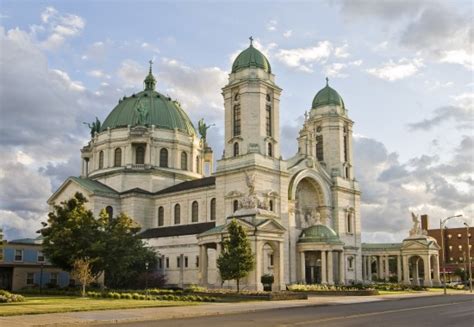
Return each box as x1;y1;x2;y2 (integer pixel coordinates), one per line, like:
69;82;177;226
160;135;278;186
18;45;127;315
222;38;282;159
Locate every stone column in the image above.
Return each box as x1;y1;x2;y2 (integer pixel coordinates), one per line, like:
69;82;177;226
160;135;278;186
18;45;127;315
361;255;366;280
377;256;383;280
321;250;327;284
254;240;262;291
403;255;410;285
327;251;334;285
199;245;208;286
161;254;166;275
433;255;441;285
397;255;402;282
300;251;306;284
367;256;372;281
179;253;184;289
423;255;432;287
339;251;345;284
414;258;420;286
278;242;285;290
215;243;222;286
384;255;390;281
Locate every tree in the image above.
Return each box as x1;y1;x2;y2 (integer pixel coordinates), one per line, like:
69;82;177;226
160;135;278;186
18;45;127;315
100;211;158;288
40;192;157;288
217;219;255;292
71;258;95;297
40;193;105;278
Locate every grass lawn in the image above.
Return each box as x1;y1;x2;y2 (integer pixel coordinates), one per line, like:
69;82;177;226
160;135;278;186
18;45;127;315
0;296;196;316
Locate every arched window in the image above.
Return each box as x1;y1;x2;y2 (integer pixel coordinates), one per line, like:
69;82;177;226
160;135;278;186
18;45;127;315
98;151;104;169
347;212;353;233
181;151;187;170
266;104;272;136
174;204;180;224
316;135;324;161
160;148;168;167
233;200;239;212
210;198;216;221
196;156;201;174
158;206;164;226
114;148;122;167
269;200;273;212
233;142;239;156
233;104;241;136
105;206;113;220
348;256;354;269
136;146;145;164
191;201;199;223
268;143;273;157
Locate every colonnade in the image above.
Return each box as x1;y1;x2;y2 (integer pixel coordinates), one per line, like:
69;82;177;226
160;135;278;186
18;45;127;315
299;250;345;285
361;253;441;286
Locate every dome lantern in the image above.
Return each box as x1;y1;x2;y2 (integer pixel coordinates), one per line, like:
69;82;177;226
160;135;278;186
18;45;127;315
144;60;156;91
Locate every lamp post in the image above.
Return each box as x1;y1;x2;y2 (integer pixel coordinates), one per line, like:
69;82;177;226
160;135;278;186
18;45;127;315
39;263;44;294
145;262;149;297
440;214;463;295
464;222;472;293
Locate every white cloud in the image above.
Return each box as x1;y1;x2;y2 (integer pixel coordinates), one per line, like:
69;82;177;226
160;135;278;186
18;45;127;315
87;69;111;79
324;60;363;78
275;41;333;72
266;19;277;31
439;50;473;70
334;43;350;58
37;7;85;50
283;30;292;38
141;42;160;54
117;59;146;87
366;57;424;81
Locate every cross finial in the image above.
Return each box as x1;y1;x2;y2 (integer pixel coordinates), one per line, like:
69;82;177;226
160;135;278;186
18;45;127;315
148;59;153;73
325;77;329;86
249;36;253;46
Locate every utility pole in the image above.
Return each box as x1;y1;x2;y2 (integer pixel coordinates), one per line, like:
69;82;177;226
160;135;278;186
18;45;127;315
464;223;472;293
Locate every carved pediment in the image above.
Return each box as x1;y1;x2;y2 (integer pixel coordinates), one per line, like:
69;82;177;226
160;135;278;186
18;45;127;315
225;190;243;198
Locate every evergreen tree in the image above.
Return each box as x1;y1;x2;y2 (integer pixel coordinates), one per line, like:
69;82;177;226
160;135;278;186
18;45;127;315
217;219;255;292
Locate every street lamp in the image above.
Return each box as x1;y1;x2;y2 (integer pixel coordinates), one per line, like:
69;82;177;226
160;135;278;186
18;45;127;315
440;214;463;295
39;263;44;294
145;262;149;297
463;222;472;293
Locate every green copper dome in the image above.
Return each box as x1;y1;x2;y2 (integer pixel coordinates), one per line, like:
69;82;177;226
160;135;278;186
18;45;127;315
312;79;345;109
299;224;342;244
100;66;196;136
232;39;271;73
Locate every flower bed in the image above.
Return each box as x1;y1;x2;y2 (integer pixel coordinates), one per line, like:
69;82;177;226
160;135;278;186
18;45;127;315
288;284;379;296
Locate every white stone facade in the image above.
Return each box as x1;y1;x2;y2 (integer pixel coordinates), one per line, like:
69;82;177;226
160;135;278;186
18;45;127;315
48;44;439;290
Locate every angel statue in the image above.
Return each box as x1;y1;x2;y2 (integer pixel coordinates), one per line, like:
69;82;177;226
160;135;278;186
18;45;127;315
83;117;101;138
410;212;421;236
198;118;214;143
244;170;256;195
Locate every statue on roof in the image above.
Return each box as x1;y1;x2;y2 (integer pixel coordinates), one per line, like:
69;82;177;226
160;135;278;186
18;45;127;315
83;117;101;138
135;99;148;126
198;118;214;143
409;212;422;236
244;170;256;196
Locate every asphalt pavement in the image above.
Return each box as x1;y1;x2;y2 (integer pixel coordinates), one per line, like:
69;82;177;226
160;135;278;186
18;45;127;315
100;294;474;327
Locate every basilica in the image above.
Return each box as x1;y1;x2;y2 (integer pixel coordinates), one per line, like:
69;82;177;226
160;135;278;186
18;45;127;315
49;40;441;290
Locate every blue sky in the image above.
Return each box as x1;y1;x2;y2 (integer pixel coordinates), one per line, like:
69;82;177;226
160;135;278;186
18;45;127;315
0;0;472;241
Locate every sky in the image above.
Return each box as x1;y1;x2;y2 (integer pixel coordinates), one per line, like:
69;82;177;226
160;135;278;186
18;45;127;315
0;0;472;242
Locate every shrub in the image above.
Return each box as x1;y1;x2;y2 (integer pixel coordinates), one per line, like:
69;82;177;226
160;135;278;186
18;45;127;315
0;290;25;303
132;293;141;300
261;274;274;285
121;293;132;299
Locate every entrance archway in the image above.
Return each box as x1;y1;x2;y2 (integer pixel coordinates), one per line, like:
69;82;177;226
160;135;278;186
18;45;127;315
409;256;425;286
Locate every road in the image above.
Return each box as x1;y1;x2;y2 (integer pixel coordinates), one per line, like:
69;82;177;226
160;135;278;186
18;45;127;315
100;294;473;327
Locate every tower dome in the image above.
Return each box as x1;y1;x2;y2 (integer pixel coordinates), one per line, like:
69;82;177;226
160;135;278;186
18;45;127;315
100;63;196;136
312;78;345;109
231;37;271;73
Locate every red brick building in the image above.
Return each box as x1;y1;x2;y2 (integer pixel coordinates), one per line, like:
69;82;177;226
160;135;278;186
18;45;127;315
422;215;473;282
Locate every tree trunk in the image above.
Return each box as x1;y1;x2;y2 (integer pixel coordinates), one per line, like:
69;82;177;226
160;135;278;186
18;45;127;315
237;278;240;293
82;280;86;297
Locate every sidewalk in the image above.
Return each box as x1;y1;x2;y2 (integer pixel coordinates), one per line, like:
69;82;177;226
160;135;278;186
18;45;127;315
0;291;463;327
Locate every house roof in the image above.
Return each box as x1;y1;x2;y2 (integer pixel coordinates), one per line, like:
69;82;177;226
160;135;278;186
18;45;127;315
139;222;216;239
361;243;402;250
69;177;119;196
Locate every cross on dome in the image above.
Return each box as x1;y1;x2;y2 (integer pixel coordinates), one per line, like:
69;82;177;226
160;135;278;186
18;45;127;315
249;36;253;46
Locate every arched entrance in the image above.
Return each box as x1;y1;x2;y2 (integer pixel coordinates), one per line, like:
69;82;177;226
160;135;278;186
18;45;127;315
292;175;331;228
409;256;425;286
